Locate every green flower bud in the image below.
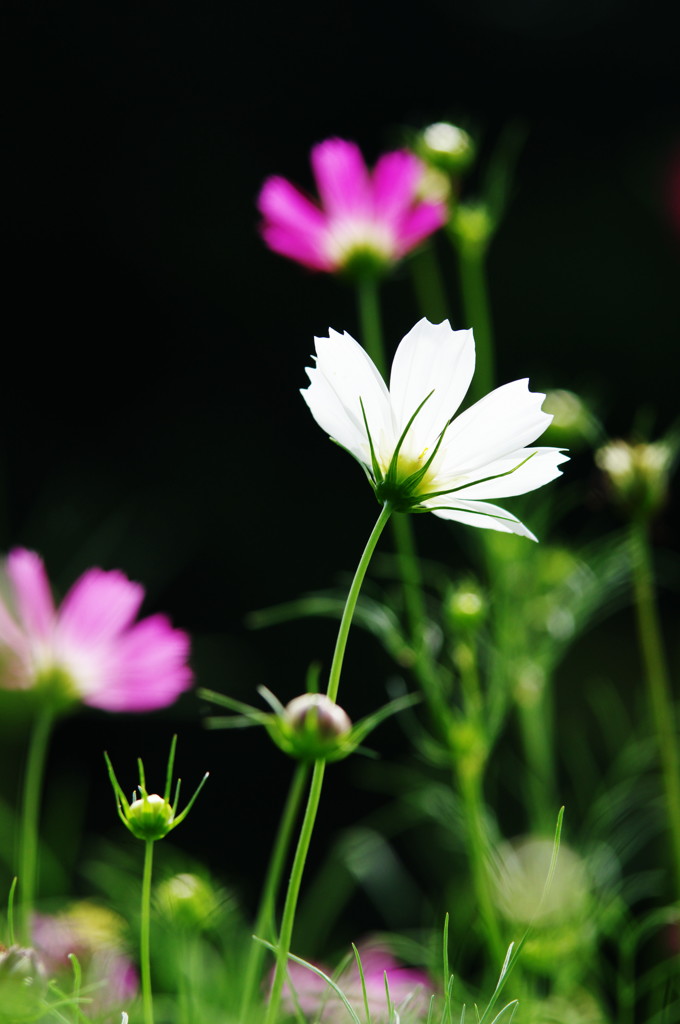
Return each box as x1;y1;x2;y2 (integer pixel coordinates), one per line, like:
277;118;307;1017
596;437;675;519
416;122;475;175
105;736;208;843
494;837;594;975
127;793;175;841
0;944;47;1022
541;389;600;450
156;873;222;931
267;693;353;762
445;579;487;633
451;201;494;255
449;719;488;781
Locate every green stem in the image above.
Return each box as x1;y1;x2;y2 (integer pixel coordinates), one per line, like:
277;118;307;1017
409;243;450;324
455;241;494;403
630;519;680;897
326;503;392;703
264;759;326;1024
239;761;310;1021
141;839;155;1024
456;766;506;966
356;275;387;374
516;696;558;834
18;704;55;942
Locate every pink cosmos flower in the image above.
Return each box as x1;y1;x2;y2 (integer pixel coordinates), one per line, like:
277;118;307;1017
33;905;138;1016
279;945;434;1023
0;548;192;711
257;138;448;275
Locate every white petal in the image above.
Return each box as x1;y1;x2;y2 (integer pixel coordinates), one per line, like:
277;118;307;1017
388;318;475;459
424;498;538;540
437;379;552;478
445;447;569;501
301;329;391;465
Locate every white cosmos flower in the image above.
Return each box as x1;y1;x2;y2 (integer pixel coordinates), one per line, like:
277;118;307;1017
301;318;568;540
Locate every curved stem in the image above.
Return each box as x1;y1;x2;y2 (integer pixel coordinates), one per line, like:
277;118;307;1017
630;519;680;897
239;761;310;1021
455;241;495;403
264;759;326;1024
326;503;392;703
18;704;55;942
141;839;155;1024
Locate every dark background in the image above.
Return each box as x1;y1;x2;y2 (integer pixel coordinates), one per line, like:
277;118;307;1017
3;0;680;944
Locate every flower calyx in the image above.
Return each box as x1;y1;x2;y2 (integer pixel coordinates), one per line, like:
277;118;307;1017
104;735;208;843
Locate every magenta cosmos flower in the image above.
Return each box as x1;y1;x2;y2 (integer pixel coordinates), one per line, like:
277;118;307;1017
0;548;192;711
257;137;448;275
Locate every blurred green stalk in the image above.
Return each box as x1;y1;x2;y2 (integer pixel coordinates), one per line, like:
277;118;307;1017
630;519;680;897
17;705;55;943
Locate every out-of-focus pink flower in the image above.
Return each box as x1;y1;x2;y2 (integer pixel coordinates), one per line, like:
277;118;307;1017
257;138;448;275
33;904;138;1016
279;944;434;1022
0;548;192;711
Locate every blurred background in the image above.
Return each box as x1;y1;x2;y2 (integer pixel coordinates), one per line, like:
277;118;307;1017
3;0;680;954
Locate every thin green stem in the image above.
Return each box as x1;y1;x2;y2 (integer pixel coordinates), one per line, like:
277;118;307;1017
140;839;155;1024
264;759;327;1024
630;519;680;897
239;761;310;1021
516;697;558;834
356;275;386;374
18;704;55;942
409;244;450;324
456;766;506;967
326;503;392;703
455;241;494;403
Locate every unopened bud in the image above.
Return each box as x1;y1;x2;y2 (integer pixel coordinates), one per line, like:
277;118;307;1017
127;793;175;841
596;438;674;519
267;693;353;762
156;873;222;930
445;580;486;633
416;122;475;175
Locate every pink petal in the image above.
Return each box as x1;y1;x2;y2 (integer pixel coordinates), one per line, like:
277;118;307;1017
57;568;145;648
258;176;327;236
85;614;192;711
7;548;56;641
394;202;448;256
371;150;422;220
258;176;333;270
261;223;335;271
311;138;371;218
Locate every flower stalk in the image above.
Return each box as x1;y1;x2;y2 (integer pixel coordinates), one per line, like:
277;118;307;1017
17;704;55;943
629;518;680;897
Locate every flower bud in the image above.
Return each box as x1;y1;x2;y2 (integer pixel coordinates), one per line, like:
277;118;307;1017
416;122;475;175
155;873;222;931
596;438;675;519
0;944;47;1022
494;837;594;974
126;793;175;841
451;201;494;255
541;389;600;450
268;693;353;762
445;579;487;633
